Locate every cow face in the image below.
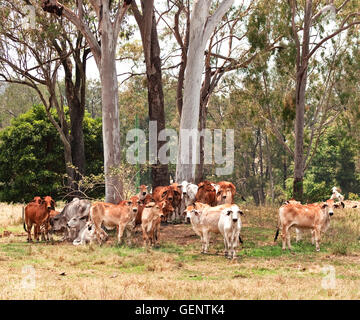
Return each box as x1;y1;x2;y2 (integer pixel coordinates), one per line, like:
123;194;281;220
43;196;55;211
50;213;67;231
67;215;88;229
157;200;174;222
322;199;335;216
181;181;189;196
139;185;148;200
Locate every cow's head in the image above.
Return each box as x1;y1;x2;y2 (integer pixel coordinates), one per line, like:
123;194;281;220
184;205;201;224
43;196;55;211
67;215;88;229
322;199;335;216
181;181;189;195
223;205;242;223
139;185;148;200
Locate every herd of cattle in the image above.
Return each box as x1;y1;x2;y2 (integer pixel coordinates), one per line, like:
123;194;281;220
21;182;357;259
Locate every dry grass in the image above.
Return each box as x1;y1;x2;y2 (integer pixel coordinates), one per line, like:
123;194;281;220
0;202;359;300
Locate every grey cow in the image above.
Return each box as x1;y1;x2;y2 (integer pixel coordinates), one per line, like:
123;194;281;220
50;198;91;241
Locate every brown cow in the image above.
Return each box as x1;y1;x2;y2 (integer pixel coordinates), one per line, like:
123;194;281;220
215;181;236;205
131;194;155;227
195;181;217;206
152;185;179;221
169;183;182;221
90;199;139;245
24;196;55;242
141;200;169;247
274;199;335;251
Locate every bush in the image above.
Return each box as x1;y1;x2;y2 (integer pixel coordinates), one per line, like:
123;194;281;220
0;105;103;202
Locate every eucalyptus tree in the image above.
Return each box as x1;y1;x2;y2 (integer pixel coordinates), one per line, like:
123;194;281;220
288;0;360;201
41;0;132;203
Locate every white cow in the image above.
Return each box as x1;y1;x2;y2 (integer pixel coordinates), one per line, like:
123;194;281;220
73;221;98;245
185;202;241;255
330;186;344;202
218;204;242;259
180;181;198;218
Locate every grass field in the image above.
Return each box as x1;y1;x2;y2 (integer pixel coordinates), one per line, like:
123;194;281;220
0;202;359;300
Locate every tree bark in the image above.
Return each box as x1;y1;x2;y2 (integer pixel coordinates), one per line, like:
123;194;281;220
100;27;123;203
132;1;169;188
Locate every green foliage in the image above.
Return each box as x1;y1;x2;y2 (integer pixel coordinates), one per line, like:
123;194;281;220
0;105;103;202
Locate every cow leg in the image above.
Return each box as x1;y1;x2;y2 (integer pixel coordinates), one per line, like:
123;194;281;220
34;224;40;241
223;233;229;257
311;230;315;245
295;228;302;243
202;230;210;254
117;224;126;245
281;225;287;250
27;223;33;242
141;225;148;247
314;227;321;252
286;228;292;250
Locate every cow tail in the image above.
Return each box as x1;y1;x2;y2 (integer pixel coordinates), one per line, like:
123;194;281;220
274;215;281;242
274;227;280;242
22;206;27;232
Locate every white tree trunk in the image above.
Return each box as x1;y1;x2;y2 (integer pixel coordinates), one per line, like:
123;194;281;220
175;0;234;182
100;9;122;203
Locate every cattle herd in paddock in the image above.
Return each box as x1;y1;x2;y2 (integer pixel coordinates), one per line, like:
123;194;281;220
20;183;358;259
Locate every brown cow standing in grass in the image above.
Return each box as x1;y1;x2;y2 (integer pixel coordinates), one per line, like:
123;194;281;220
195;181;217;206
90;199;140;245
141;200;171;247
274;199;335;251
24;196;55;242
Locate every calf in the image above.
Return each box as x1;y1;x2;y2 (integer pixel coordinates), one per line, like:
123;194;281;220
169;183;182;222
185;203;229;254
90;200;139;245
195;180;217;206
274;199;335;251
24;196;55;242
141;201;168;247
67;214;89;240
218;204;243;259
73;221;98;245
216;181;236;205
